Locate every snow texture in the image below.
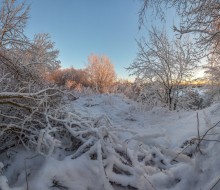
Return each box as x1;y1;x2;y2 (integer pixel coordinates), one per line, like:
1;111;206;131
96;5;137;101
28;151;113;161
0;94;220;190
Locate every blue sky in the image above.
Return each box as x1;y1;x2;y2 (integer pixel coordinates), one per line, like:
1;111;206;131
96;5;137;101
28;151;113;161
25;0;177;79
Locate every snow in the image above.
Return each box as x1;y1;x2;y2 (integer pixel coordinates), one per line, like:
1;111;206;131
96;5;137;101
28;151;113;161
1;93;220;190
29;155;104;190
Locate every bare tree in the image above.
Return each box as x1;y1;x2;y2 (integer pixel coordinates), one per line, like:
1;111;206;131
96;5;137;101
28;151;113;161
0;0;61;84
128;28;198;110
0;0;39;83
204;54;220;87
0;0;63;154
30;33;60;71
139;0;220;53
86;54;116;93
203;52;220;103
18;33;61;80
0;0;29;47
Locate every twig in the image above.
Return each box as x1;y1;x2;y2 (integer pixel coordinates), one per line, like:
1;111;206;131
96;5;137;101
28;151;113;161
24;154;42;190
51;176;68;190
143;174;157;190
201;139;220;143
196;112;202;154
172;143;192;161
24;159;29;190
200;120;220;144
210;177;220;190
0;100;32;112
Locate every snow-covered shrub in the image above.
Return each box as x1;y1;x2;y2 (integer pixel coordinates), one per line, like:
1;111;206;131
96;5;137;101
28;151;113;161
0;86;68;154
114;81;141;101
204;86;220;104
177;88;204;110
176;87;215;110
136;83;165;110
131;84;212;111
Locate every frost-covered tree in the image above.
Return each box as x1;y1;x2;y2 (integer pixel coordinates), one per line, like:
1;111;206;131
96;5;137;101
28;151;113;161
0;0;29;47
139;0;220;51
0;0;60;83
0;0;65;154
202;52;220;102
128;28;198;110
138;0;220;101
204;54;220;87
29;33;60;72
1;35;61;83
0;0;39;83
18;33;61;80
86;54;116;93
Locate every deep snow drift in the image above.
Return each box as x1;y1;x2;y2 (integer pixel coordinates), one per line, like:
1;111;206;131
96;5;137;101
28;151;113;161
0;94;220;190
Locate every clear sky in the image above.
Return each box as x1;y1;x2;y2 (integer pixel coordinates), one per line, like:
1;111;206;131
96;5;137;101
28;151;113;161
25;0;177;79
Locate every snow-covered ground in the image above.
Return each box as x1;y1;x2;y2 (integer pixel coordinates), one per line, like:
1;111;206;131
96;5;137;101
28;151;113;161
1;94;220;190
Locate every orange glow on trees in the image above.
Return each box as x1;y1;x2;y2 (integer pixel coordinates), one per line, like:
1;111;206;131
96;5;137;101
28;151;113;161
86;54;116;93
